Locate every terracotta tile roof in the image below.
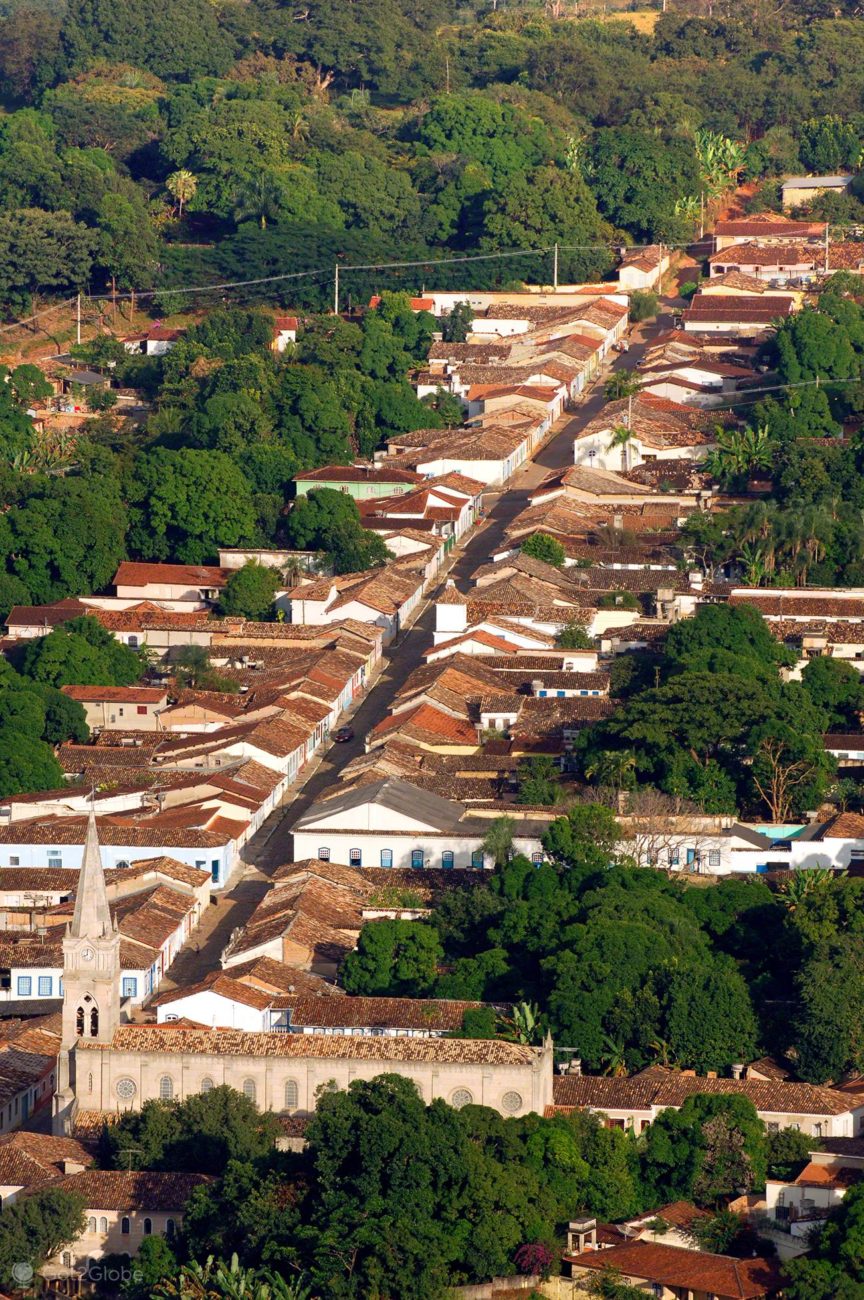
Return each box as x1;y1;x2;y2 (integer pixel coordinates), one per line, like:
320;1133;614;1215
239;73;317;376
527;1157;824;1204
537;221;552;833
113;562;230;589
370;703;478;747
552;1072;861;1116
298;464;421;485
60;686;166;704
792;1160;864;1189
225;955;344;997
86;1024;538;1064
683;295;794;323
0;814;236;850
6;599;90;628
50;1169;211;1210
566;1241;781;1299
714;215;825;237
731;590;864;620
0;1132;91;1188
708;242;821;267
112;857;211;888
278;995;493;1030
0;869;78;893
636;1200;710;1229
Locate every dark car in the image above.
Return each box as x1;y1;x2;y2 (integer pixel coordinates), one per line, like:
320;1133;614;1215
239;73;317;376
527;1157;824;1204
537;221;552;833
331;726;354;742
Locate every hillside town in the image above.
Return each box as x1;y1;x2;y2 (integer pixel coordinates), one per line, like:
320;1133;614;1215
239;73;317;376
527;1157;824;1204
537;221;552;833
2;206;864;1298
5;0;864;1292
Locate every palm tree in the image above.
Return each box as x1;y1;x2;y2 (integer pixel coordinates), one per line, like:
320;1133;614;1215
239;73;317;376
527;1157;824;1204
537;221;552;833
604;370;642;401
498;1001;543;1045
232;173;285;230
166;169;198;219
695;129;746;199
779;868;836;912
599;1035;628;1077
585;749;637;793
481;815;515;868
157;1254;313;1299
704;424;776;488
739;542;768;588
606;423;636;471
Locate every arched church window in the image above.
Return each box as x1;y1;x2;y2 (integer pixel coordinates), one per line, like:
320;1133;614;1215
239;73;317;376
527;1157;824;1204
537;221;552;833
159;1076;173;1101
76;1007;85;1036
90;1007;99;1037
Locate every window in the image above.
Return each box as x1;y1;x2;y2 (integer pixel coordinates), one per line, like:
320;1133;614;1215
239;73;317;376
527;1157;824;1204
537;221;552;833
0;970;8;991
118;707;125;718
17;976;31;996
159;1076;173;1101
211;859;220;884
128;636;139;649
121;1218;130;1235
99;1217;107;1234
814;1122;824;1138
441;851;454;869
8;857;18;866
143;1219;152;1236
501;1091;523;1114
136;706;148;716
285;1080;299;1110
669;849;680;866
708;850;721;867
451;1088;473;1109
166;1219;176;1239
380;849;393;868
88;1074;93;1094
471;850;484;868
63;1253;72;1269
317;848;330;861
200;1077;213;1094
532;852;544;864
37;976;52;997
122;977;138;999
411;849;424;868
88;1218;96;1234
48;853;61;868
349;848;362;866
242;1078;256;1103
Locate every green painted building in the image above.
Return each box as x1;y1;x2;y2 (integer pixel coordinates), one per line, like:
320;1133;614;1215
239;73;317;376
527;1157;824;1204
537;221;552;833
293;464;423;501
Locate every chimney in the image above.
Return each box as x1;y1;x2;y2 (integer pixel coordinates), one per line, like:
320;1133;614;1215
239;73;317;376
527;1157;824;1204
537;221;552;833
731;1063;744;1080
706;1070;717;1079
531;679;544;696
570;1057;582;1076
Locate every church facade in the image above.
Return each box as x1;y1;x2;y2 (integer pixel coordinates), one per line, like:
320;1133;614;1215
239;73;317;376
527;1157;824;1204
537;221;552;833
53;817;553;1133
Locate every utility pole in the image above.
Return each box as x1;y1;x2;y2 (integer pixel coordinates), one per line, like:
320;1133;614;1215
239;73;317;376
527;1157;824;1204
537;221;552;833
699;191;705;241
334;263;339;316
76;294;81;346
825;220;830;274
553;243;559;291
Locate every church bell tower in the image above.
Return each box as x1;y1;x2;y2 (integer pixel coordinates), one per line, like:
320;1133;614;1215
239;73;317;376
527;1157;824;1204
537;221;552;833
60;809;121;1050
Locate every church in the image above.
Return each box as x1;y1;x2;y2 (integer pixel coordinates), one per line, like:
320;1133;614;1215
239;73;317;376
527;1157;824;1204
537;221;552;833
53;815;553;1132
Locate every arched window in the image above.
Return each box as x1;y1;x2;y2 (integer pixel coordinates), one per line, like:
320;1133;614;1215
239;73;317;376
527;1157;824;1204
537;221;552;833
143;1218;152;1236
121;1218;130;1235
284;1079;299;1110
88;1217;96;1234
89;1007;99;1037
62;1253;72;1268
99;1217;107;1234
159;1076;173;1101
242;1078;256;1103
166;1219;176;1239
76;1006;85;1036
450;1088;473;1109
200;1077;213;1094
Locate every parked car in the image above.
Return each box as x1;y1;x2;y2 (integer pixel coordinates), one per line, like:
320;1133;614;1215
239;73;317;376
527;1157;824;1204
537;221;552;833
331;726;354;742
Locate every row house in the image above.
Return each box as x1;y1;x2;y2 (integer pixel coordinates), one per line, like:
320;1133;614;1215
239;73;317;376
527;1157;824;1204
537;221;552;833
573;393;719;473
681;292;796;335
550;1069;864;1139
285;565;424;643
0;1016;60;1134
712;211;826;252
617;243;669;292
292;463;422;499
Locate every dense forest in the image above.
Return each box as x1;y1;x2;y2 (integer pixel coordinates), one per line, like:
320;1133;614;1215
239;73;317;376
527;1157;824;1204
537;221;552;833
2;0;864;314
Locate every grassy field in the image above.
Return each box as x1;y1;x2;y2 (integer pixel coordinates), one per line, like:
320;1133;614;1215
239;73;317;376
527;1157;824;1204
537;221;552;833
593;7;660;33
